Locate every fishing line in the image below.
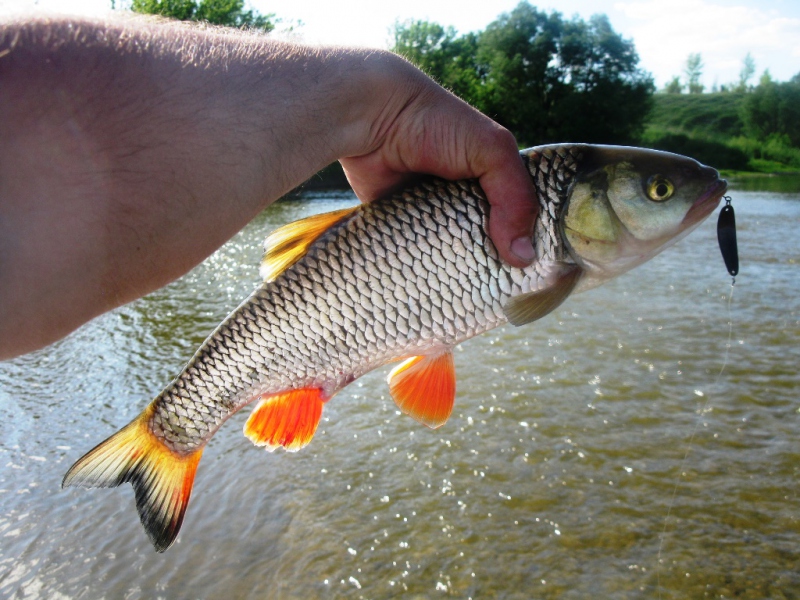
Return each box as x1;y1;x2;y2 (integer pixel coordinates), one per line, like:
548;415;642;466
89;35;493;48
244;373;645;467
656;196;739;597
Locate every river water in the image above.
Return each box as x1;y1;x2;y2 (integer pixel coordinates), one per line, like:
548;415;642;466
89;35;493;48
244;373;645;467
1;180;798;599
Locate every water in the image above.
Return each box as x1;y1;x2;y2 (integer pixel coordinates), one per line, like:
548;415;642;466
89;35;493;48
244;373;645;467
1;184;798;599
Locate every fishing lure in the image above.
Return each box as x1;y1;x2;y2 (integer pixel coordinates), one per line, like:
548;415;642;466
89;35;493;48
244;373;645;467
717;196;738;281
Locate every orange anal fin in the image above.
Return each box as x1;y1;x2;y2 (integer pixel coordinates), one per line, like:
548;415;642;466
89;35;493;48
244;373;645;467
244;388;325;452
260;207;358;282
388;352;456;429
62;405;203;553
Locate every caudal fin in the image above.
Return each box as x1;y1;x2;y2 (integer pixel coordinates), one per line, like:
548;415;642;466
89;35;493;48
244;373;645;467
62;406;203;552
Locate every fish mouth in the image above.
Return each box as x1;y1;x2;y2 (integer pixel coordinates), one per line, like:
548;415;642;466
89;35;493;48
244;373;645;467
683;177;728;228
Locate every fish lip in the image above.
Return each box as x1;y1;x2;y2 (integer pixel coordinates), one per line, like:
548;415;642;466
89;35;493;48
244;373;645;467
683;178;728;228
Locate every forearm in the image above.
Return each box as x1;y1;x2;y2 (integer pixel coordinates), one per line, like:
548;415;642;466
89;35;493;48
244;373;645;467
0;16;418;357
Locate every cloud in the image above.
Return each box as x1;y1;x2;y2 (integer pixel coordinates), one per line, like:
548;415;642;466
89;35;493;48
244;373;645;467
614;0;800;85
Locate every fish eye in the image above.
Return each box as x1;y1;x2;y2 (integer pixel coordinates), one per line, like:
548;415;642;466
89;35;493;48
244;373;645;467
646;176;674;202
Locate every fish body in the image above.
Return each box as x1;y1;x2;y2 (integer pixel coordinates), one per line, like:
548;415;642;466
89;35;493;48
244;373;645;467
63;144;727;551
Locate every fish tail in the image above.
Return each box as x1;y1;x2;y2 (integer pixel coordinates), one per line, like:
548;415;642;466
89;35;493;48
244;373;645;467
62;405;203;552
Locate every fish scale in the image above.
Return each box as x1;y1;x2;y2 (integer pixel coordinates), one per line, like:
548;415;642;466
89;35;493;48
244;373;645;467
149;167;563;452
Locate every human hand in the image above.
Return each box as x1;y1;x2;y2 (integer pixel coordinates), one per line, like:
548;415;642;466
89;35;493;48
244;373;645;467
339;58;538;268
0;20;537;360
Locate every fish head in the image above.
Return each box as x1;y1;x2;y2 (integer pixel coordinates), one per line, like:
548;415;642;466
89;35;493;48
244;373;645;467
561;145;727;289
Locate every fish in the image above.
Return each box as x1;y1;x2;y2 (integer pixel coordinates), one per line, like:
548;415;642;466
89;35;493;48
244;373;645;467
62;144;727;552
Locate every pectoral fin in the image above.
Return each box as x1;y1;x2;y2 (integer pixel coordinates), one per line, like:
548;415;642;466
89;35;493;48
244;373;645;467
260;207;358;281
503;264;582;326
387;352;456;429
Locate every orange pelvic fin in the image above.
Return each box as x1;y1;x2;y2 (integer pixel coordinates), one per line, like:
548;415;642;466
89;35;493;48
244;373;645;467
62;405;203;553
244;387;325;452
260;207;358;282
387;351;456;429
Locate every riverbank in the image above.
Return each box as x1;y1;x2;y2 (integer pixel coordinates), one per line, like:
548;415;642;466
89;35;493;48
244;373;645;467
724;171;800;193
643;93;800;174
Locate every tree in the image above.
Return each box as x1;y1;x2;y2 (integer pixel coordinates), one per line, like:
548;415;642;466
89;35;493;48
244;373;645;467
684;53;704;94
483;8;653;144
121;0;275;31
394;3;654;146
736;52;756;92
664;76;682;94
393;20;455;81
742;71;800;147
473;5;562;144
392;21;481;106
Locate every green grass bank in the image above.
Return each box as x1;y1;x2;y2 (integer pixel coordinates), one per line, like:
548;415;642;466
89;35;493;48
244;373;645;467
642;93;800;175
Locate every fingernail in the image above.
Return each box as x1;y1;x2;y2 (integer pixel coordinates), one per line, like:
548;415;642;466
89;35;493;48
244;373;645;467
511;236;536;263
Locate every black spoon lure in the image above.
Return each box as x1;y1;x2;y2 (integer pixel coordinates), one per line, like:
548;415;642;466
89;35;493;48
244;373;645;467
717;196;739;281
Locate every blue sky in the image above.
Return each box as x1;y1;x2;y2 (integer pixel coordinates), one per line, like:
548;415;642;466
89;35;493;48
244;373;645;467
1;0;798;88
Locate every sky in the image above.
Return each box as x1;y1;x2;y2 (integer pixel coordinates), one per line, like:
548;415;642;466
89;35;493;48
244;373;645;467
1;0;798;88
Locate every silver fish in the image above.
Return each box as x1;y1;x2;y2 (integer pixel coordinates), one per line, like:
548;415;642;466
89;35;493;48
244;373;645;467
63;144;727;551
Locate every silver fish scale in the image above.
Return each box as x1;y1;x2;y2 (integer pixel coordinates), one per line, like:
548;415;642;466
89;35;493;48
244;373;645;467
149;146;584;452
523;145;583;263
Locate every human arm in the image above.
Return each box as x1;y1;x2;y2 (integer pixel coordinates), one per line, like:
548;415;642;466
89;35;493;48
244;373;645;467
0;15;537;359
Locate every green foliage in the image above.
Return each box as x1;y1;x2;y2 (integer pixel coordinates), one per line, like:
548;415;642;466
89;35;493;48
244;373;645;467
644;87;800;172
392;21;481;106
735;52;756;92
684;53;704;94
666;52;756;94
130;0;194;20
473;5;562;145
641;130;749;170
127;0;274;30
664;76;682;94
393;3;653;146
647;93;745;139
742;75;800;147
731;134;800;169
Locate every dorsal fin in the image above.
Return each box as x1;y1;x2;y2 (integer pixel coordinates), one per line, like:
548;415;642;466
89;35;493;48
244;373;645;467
260;207;358;282
387;351;456;429
503;264;582;326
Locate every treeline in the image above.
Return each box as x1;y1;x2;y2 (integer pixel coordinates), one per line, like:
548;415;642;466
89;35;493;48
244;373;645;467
391;3;800;172
392;3;654;146
742;74;800;148
645;73;800;171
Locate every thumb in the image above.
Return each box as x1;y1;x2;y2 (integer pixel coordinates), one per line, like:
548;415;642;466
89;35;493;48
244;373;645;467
472;128;538;268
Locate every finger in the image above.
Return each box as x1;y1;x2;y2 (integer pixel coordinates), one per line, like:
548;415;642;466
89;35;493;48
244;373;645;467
409;96;539;267
341;73;539;267
473;129;538;268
